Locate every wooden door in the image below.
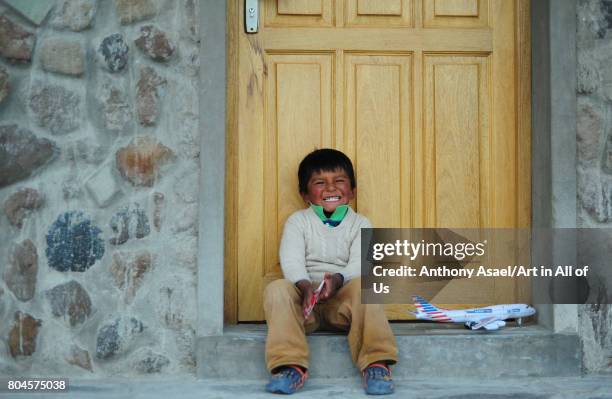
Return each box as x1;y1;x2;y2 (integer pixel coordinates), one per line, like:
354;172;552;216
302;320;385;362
226;0;531;322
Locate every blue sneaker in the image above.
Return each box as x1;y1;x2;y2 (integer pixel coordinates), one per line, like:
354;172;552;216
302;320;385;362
265;365;308;394
362;363;394;395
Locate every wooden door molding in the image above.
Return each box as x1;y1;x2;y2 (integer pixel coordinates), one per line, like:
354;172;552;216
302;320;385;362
225;0;532;324
225;0;239;324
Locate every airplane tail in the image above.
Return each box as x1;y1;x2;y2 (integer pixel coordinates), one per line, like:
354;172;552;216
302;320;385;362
412;295;441;313
411;295;452;321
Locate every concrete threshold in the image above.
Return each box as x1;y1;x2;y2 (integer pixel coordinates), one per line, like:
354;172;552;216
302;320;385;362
197;323;581;379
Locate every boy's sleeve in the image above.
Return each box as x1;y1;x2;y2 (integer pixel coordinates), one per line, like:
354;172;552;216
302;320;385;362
342;216;373;282
279;215;310;283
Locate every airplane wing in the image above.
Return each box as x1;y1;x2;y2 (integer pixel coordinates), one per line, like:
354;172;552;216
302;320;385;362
471;316;501;330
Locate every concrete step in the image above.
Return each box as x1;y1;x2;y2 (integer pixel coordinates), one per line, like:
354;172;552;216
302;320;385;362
17;376;612;399
197;323;581;379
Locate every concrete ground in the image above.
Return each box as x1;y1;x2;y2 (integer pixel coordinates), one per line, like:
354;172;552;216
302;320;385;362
6;376;612;399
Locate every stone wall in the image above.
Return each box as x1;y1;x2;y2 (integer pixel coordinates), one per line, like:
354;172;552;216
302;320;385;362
0;0;200;377
576;0;612;373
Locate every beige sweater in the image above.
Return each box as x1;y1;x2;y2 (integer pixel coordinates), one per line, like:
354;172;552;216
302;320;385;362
279;207;372;283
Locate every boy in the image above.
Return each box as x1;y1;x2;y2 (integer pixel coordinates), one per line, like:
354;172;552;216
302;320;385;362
264;149;398;395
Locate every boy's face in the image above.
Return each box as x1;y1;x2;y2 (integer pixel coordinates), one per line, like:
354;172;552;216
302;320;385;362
301;168;355;213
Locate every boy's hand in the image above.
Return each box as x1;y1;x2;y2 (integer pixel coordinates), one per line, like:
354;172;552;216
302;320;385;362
319;272;343;301
295;279;314;319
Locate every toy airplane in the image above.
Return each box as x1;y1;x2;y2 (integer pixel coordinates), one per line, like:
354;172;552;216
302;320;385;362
408;295;536;331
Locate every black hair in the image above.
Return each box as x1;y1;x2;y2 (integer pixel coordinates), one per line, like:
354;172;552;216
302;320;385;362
298;148;356;194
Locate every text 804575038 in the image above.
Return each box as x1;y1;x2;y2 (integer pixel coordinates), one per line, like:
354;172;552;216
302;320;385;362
2;378;68;393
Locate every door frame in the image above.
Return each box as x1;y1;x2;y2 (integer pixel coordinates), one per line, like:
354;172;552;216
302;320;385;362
223;0;532;324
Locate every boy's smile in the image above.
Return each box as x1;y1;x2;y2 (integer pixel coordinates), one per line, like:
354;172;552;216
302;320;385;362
301;169;355;213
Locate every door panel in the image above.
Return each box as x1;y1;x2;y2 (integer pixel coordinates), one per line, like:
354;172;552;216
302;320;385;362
357;0;403;15
265;0;334;27
423;55;491;228
346;0;413;26
228;0;531;321
345;54;412;228
263;53;335;286
434;0;479;16
424;0;488;27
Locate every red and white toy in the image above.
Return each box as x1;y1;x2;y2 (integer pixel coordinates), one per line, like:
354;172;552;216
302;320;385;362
303;280;326;319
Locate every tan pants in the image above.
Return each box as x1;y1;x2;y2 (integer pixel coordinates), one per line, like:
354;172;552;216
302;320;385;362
263;278;398;372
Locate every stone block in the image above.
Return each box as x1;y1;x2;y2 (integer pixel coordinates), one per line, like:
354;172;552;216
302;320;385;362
52;0;97;31
132;348;169;373
4;0;54;25
173;240;197;268
95;316;145;360
0;125;59;188
109;203;151;245
40;39;85;76
136;66;166;126
62;179;83;200
135;25;176;62
86;164;122;208
3;188;45;228
46;211;105;272
46;280;92;327
577;53;600;95
603;0;612;30
182;0;199;42
66;344;93;372
577;0;608;40
578;168;612;223
603;133;612;175
171;203;197;233
65;140;106;165
173;171;198;204
115;0;156;24
0;16;35;63
577;99;604;167
3;240;38;302
603;84;612;105
0;66;9;104
110;250;152;303
8;311;41;358
29;83;81;134
115;136;175;186
97;83;132;132
158;286;187;330
175;324;196;368
98;34;129;73
153;192;164;231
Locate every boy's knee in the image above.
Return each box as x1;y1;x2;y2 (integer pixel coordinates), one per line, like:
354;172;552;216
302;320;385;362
264;279;298;304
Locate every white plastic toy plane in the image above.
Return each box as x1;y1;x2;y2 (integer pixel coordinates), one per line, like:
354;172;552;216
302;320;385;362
408;295;536;331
